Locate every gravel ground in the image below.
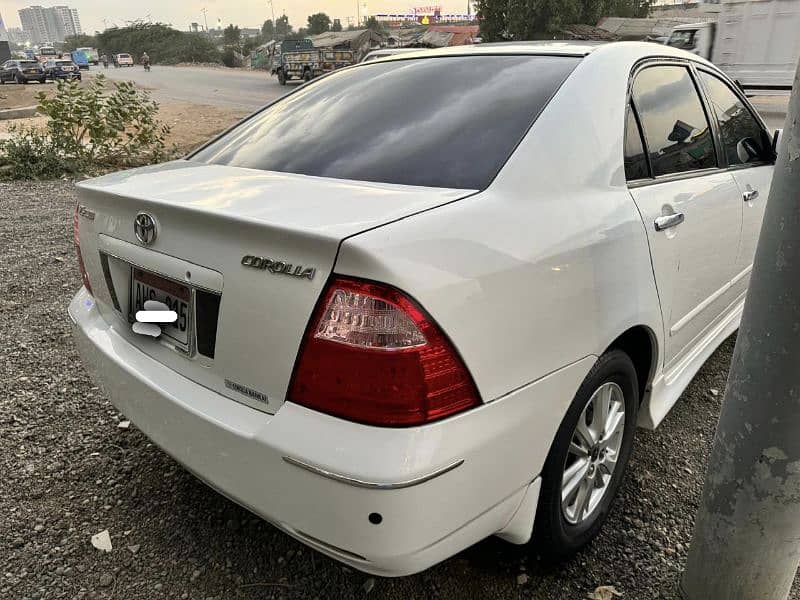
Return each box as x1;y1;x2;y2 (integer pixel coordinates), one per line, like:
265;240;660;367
1;180;797;600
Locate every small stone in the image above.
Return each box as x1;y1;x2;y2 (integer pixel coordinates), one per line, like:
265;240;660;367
709;388;720;397
90;530;113;553
12;538;24;548
517;574;529;585
118;421;130;429
98;574;113;587
127;544;140;554
154;583;163;590
34;525;44;532
362;578;375;594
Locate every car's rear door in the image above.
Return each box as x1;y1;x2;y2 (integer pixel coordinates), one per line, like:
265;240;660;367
626;62;743;371
695;68;776;298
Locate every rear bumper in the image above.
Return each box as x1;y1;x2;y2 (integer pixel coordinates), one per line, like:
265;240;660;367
69;287;592;575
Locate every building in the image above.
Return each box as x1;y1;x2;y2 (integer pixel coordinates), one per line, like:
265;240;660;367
7;27;32;46
18;5;82;45
0;9;9;42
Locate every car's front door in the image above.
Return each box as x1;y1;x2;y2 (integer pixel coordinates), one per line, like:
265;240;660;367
696;69;776;298
626;63;743;370
0;62;12;81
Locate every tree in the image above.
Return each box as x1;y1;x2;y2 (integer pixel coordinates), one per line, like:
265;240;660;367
64;33;97;51
307;12;331;35
223;24;241;47
276;15;291;36
95;22;220;65
332;19;343;32
365;16;383;33
476;0;651;41
261;19;274;36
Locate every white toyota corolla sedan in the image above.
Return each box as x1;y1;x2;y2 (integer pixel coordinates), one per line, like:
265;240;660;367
69;41;777;576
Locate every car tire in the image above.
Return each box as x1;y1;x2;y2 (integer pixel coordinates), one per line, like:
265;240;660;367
532;349;638;561
303;69;312;82
278;70;286;85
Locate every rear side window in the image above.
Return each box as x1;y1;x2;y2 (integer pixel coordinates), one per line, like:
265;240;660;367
698;71;773;166
192;55;581;189
632;66;716;177
625;104;649;180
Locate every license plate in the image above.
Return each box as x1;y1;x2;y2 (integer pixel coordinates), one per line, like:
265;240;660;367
130;268;191;346
26;69;39;74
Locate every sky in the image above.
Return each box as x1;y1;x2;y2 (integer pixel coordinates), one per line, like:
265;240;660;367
0;1;473;33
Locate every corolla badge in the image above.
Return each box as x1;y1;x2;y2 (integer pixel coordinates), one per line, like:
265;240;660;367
241;255;316;280
134;213;157;245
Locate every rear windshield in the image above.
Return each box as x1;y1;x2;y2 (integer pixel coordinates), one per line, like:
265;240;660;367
192;55;580;189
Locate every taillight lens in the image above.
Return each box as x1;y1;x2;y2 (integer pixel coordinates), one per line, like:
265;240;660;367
73;205;93;295
288;276;480;426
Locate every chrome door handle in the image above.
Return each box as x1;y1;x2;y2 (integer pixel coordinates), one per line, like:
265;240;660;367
654;213;685;232
743;189;759;202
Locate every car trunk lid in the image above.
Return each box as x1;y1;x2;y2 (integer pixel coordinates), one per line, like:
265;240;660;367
74;161;474;413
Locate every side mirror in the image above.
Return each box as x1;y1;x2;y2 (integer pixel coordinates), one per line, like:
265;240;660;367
773;129;783;156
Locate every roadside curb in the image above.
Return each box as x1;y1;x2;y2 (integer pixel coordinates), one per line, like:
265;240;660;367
0;105;39;120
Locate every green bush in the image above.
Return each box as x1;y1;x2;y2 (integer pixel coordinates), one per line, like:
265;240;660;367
0;125;76;180
96;23;221;65
0;76;173;180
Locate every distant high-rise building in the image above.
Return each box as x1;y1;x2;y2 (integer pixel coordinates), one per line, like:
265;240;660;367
0;9;9;42
18;5;82;45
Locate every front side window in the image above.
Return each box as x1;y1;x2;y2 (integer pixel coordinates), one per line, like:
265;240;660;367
698;71;773;166
632;65;716;177
192;55;581;189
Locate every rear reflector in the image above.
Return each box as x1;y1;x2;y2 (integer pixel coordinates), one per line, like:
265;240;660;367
288;276;480;426
73;204;93;295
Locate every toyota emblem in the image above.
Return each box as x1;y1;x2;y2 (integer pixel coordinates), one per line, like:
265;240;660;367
134;213;157;246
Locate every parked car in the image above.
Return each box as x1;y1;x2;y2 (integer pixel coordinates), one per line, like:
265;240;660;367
44;58;82;81
69;42;776;577
361;48;420;62
114;53;134;67
0;59;46;84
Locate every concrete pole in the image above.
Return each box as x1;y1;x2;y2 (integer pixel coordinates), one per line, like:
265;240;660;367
681;62;800;599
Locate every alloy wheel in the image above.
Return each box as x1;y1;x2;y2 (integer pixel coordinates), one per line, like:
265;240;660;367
561;382;626;525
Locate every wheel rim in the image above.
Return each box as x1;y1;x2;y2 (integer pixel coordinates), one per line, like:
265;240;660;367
561;381;626;525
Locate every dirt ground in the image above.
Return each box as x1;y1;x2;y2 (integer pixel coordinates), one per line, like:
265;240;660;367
2;179;799;600
0;79;247;154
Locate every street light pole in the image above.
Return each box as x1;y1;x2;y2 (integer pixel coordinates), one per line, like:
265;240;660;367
681;59;800;600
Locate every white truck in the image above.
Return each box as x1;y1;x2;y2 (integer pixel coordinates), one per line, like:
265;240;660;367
666;0;800;90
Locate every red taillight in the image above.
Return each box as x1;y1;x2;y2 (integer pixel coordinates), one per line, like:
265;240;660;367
73;205;93;295
288;276;480;426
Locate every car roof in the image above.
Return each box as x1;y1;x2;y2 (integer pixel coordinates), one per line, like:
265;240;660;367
371;41;710;67
374;41;604;61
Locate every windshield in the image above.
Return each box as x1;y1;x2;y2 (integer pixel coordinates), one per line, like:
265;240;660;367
667;30;698;51
19;61;40;68
192;55;580;189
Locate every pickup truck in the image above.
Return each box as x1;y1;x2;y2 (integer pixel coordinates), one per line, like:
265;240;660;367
666;0;800;90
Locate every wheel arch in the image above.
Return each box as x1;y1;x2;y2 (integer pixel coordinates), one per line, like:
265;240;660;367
604;325;658;405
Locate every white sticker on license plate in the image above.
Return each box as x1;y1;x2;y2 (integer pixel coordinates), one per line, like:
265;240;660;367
130;268;191;346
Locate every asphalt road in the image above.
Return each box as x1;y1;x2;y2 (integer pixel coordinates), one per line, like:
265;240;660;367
95;65;293;112
94;64;790;131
